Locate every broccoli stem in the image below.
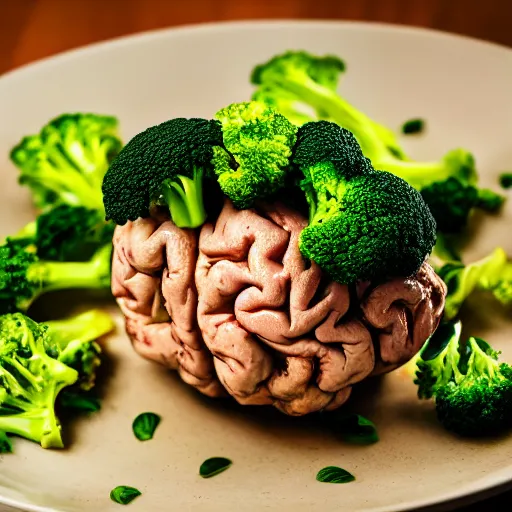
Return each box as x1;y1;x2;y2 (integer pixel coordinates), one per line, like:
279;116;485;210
45;309;115;350
161;167;207;229
0;407;63;448
281;75;387;158
22;244;112;308
0;361;78;448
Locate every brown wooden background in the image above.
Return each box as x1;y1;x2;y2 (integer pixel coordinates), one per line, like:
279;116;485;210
0;0;511;510
2;0;512;75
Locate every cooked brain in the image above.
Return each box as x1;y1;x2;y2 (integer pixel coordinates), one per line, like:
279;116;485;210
111;199;446;415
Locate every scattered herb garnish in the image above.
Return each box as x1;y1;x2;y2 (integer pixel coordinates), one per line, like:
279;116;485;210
499;173;512;189
110;486;142;505
132;412;161;441
0;431;13;453
59;391;101;413
401;118;425;134
316;466;356;484
334;413;379;445
199;457;232;478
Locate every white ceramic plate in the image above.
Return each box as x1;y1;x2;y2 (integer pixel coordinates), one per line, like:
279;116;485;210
0;20;511;512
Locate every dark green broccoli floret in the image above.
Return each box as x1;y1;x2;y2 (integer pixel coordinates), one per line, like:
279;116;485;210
34;205;114;262
102;118;222;228
416;323;512;437
212;102;298;208
0;241;112;314
437;247;511;320
10;113;122;212
293;121;436;283
251;51;505;234
44;309;115;391
420;178;479;233
0;313;78;448
499;173;512;189
7;205;115;262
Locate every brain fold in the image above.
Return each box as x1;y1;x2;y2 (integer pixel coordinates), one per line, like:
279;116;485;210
111;199;446;415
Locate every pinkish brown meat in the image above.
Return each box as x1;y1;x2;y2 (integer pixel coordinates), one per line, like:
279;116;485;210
111;217;223;397
111;200;447;415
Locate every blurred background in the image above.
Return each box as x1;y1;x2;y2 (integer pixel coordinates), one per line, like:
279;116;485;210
2;0;512;75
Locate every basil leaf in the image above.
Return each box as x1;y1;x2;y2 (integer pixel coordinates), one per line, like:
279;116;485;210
0;431;12;454
401;118;425;134
59;391;101;413
199;457;232;478
316;466;355;484
132;412;161;441
335;413;379;444
110;486;141;505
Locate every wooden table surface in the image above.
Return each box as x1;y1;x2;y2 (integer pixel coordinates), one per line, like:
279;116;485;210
0;0;511;510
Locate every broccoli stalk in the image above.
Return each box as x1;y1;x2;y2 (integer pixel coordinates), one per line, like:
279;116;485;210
44;309;115;391
0;242;112;314
211;102;298;208
251;51;505;233
10;114;122;212
0;314;78;448
251;51;406;160
292;121;436;284
416;322;512;437
102;117;222;228
160;167;206;229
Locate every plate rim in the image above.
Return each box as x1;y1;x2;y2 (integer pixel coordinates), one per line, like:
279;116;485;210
0;19;511;512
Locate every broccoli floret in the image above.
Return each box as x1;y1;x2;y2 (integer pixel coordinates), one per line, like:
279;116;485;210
415;321;512;436
414;321;463;399
437;247;511;320
7;205;115;262
211;102;298;208
251;51;506;233
102;118;222;228
251;50;406;160
34;205;114;262
0;313;78;448
10;113;122;212
44;309;115;391
438;337;511;437
293;121;436;283
0;241;112;314
420;176;504;234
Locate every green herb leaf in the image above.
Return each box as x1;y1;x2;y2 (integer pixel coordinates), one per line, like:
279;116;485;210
0;431;13;454
499;173;512;189
132;412;161;441
199;457;232;478
110;486;141;505
401;118;425;135
316;466;355;484
335;413;379;444
59;391;101;413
